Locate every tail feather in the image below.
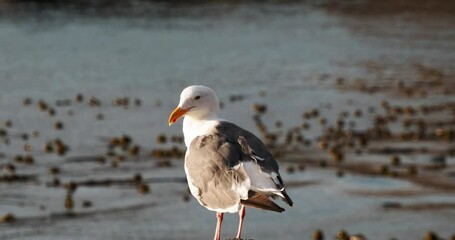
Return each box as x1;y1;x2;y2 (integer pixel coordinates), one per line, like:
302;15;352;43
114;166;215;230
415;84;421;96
240;191;285;213
281;190;293;206
271;190;293;207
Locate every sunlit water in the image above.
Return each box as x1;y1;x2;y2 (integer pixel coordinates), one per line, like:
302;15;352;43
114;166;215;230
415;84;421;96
0;2;454;240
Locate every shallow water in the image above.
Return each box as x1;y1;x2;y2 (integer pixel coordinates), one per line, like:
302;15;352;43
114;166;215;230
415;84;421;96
1;1;455;240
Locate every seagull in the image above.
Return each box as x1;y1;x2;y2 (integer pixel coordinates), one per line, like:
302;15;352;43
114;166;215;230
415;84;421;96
168;85;293;240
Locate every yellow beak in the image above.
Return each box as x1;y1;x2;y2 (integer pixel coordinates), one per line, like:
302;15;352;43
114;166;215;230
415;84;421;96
168;106;189;126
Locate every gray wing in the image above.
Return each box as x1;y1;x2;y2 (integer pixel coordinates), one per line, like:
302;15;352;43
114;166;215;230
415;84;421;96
185;133;249;211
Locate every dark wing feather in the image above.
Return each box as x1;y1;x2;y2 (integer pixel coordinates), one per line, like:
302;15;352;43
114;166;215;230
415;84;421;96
216;122;279;171
215;122;293;206
217;122;284;188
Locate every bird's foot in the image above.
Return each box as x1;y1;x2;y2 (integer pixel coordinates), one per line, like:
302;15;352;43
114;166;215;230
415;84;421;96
225;238;254;240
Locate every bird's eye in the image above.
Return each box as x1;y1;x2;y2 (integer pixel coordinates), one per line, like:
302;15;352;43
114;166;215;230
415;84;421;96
194;96;201;100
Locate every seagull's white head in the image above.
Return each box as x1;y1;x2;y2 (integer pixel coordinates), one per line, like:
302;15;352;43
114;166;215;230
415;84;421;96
168;85;220;126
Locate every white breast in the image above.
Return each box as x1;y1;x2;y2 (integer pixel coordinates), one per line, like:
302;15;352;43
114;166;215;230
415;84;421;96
183;149;200;197
182;117;220;147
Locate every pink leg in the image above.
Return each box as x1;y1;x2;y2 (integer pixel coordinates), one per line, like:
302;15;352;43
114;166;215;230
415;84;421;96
236;206;246;239
214;212;224;240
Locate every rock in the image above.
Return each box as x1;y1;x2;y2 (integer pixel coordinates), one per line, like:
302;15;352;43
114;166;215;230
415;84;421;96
0;213;15;223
